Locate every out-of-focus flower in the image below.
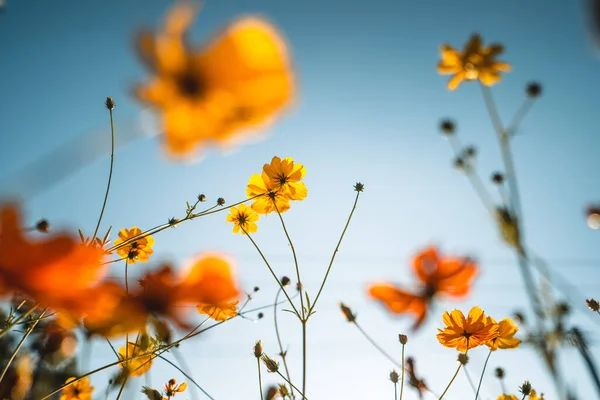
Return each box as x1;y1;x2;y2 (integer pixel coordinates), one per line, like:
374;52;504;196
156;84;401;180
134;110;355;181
164;379;187;397
0;204;106;314
405;357;428;398
113;226;155;264
586;205;600;229
368;246;478;330
119;342;154;377
438;34;511;90
135;2;295;157
436;306;499;352
36;320;78;365
486;318;520;350
226;203;259;234
60;377;94;400
496;396;518;400
196;300;238;321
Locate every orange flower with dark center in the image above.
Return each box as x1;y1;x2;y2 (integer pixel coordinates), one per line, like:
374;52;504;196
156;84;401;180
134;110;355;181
436;306;499;352
0;204;106;313
368;246;478;330
135;2;294;157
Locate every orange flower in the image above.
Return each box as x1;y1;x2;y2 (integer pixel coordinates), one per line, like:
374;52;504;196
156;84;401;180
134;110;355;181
438;34;511;90
118;341;154;377
113;226;154;264
0;204;106;312
246;172;291;215
179;254;240;307
436;306;499;352
368;246;478;330
486;318;521;350
60;377;94;400
135;2;294;157
197;300;239;321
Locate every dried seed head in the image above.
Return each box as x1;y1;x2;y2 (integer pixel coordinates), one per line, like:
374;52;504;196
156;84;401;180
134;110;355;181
340;302;356;322
253;286;260;292
398;334;408;345
464;146;477;158
105;97;116;110
36;219;50;233
495;367;505;379
261;354;279;373
587;298;600;312
217;197;226;206
253;341;263;358
519;381;532;396
389;370;400;383
198;194;206;202
278;384;290;397
168;217;179;227
526;82;542;98
281;276;291;286
439;119;456;134
354;182;365;192
457;353;469;365
257;312;264;319
453;157;466;170
491;172;504;185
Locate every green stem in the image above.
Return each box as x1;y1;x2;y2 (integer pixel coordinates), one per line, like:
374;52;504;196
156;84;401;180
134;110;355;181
394;382;398;400
242;228;300;317
474;350;492;400
115;375;128;400
399;344;405;400
506;98;534;137
302;321;307;399
257;357;264;400
463;367;478;396
439;362;463;400
311;190;361;312
276;370;307;400
273;288;295;398
160;354;214;400
0;309;46;383
92;106;115;241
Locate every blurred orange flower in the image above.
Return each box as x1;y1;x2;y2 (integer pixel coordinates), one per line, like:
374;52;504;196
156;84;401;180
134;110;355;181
135;2;295;157
438;34;511;90
486;318;520;351
197;300;238;321
226;204;259;234
60;377;94;400
180;254;241;306
0;204;106;312
368;246;478;330
436;306;498;352
113;226;154;264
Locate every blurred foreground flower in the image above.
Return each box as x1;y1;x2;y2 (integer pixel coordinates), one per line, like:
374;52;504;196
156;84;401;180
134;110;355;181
60;377;94;400
0;204;107;316
135;2;295;157
438;34;511;90
436;306;498;352
196;299;238;321
368;246;477;330
119;342;154;377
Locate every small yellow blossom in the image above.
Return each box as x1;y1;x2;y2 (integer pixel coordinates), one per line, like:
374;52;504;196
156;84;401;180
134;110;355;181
438;34;511;90
60;377;94;400
486;318;521;350
114;226;154;264
436;306;499;352
196;300;239;321
496;396;518;400
262;156;307;201
164;378;187;397
226;204;259;234
119;342;154;377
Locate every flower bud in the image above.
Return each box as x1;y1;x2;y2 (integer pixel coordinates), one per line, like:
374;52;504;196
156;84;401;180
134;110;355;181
253;341;263;358
340;302;356;322
389;370;399;383
398;334;408;345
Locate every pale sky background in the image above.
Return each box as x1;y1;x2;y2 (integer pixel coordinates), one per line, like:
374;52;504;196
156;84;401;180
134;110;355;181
1;0;600;399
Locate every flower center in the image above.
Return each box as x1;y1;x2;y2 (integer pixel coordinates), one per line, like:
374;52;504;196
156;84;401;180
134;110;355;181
177;70;205;97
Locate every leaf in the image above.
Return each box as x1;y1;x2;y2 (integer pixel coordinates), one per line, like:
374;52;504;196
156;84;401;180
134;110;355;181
78;229;85;244
103;226;112;243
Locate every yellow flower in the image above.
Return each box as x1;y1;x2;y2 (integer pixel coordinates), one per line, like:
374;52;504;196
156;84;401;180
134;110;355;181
496;396;518;400
530;390;544;400
486;318;521;350
246;173;291;214
262;156;307;200
436;306;499;352
497;391;542;400
60;377;94;400
113;226;154;264
438;34;511;90
118;342;154;377
197;300;239;321
226;204;259;234
135;2;295;157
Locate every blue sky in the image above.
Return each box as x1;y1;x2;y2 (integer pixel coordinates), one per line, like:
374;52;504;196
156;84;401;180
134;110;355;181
1;0;600;399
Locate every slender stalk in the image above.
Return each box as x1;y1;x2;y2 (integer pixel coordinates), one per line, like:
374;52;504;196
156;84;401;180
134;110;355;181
463;367;478;396
92;105;115;241
257;357;265;400
171;348;201;400
353;321;402;368
302;321;307;399
439;362;463;400
399;344;405;400
276;370;307;400
394;382;398;400
0;309;46;383
0;303;39;340
507;98;534;137
115;375;128;400
474;350;492;400
311;190;361;312
242;228;300;317
160;354;214;400
273;288;295;398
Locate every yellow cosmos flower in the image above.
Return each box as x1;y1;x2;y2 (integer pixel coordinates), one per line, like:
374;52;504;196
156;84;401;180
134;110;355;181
118;342;154;377
438;34;511;90
113;226;154;264
226;204;259;234
486;318;521;350
246;172;291;214
197;300;239;321
60;377;94;400
262;156;307;201
496;396;518;400
135;2;295;157
497;391;543;400
436;306;499;352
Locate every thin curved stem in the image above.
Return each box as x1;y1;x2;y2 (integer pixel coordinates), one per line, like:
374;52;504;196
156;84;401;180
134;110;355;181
507;98;534;137
115;375;128;400
92;106;115;241
160;354;214;400
257;357;264;400
394;382;398;400
474;350;492;400
273;288;295;398
353;321;402;368
463;367;478;396
439;362;463;400
311;190;361;312
172;347;201;400
399;344;405;400
276;370;307;400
